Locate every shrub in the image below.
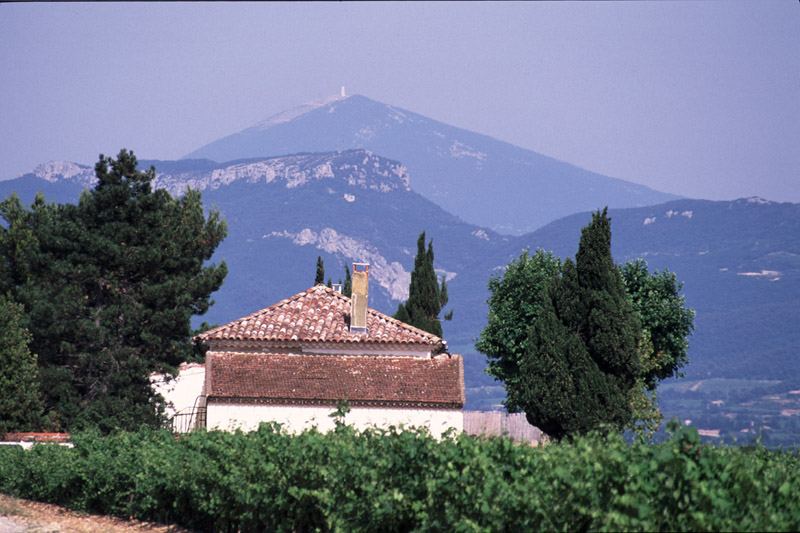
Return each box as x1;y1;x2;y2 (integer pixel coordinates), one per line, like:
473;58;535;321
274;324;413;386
0;424;798;531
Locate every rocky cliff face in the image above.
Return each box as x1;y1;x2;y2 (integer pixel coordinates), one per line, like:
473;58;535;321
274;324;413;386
27;149;410;197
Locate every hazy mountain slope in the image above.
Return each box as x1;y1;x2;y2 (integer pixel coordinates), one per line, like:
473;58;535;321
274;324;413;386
185;94;678;234
453;197;800;367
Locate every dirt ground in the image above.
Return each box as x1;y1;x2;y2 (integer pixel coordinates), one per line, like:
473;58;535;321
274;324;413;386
0;494;187;533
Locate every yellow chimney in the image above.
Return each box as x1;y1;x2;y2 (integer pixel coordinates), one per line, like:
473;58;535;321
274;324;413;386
350;263;369;333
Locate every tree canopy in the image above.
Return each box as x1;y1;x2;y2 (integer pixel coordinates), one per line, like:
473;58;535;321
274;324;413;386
0;149;227;432
475;249;561;413
477;209;693;439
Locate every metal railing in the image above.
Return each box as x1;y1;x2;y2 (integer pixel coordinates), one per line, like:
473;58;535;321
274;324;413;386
168;395;207;434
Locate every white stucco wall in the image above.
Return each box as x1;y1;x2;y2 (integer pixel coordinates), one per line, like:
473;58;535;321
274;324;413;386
150;363;206;418
206;403;463;438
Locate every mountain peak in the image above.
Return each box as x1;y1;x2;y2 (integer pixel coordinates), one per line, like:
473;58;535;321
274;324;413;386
249;93;353;132
183;94;679;234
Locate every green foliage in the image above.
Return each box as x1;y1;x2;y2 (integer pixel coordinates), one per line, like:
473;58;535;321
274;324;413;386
622;259;695;386
393;232;449;337
329;400;351;428
570;209;641;386
478;209;693;440
315;256;325;285
0;295;44;434
393;302;411;324
475;249;561;412
189;322;218;363
0;426;798;531
0;149;227;432
520;209;642;439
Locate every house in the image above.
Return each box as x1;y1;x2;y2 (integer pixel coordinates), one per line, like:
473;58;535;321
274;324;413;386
181;263;464;437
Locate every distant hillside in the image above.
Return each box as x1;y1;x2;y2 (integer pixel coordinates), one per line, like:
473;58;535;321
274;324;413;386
185;94;678;234
452;197;800;378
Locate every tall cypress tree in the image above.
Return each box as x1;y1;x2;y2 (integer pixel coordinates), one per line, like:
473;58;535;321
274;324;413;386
315;256;325;285
573;208;641;384
343;265;352;297
520;208;641;438
479;210;691;439
394;232;446;337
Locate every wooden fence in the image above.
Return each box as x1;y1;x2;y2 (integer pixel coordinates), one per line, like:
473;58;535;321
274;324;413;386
463;411;545;445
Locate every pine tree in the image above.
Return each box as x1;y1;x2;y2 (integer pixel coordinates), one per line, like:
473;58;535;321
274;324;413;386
315;256;325;285
394;232;446;337
0;149;227;431
0;296;44;434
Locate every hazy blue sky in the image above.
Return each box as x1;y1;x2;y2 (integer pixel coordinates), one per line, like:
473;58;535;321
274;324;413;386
1;2;798;201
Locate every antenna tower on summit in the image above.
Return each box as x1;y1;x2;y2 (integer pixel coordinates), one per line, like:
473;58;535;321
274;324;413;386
340;86;346;98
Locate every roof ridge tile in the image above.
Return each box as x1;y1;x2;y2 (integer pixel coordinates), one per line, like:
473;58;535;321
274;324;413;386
197;285;443;347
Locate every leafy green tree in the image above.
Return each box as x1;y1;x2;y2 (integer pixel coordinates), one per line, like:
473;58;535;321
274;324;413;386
622;259;695;435
315;256;325;285
475;250;561;413
622;259;695;386
0;149;227;431
393;232;449;337
478;209;692;440
0;295;44;434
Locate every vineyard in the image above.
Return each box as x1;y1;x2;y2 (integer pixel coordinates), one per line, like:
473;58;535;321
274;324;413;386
1;424;798;532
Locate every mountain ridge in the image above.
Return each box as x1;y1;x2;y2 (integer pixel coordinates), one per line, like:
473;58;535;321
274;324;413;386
184;94;679;234
17;149;411;198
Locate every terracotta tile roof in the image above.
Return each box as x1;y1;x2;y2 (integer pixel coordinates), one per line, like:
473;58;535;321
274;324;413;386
2;433;71;443
197;285;443;347
206;352;464;408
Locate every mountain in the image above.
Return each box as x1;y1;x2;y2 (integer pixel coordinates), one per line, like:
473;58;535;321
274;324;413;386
0;150;511;319
4;155;799;444
185;94;678;234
